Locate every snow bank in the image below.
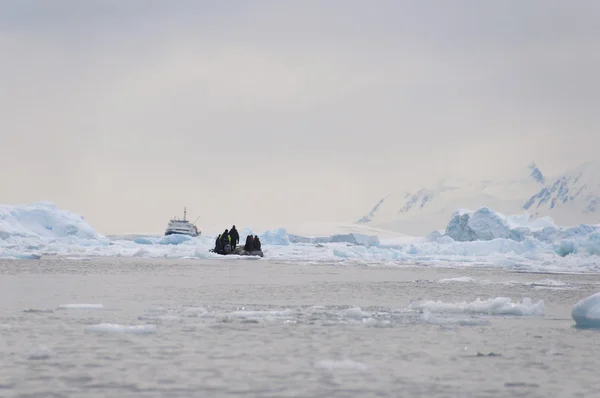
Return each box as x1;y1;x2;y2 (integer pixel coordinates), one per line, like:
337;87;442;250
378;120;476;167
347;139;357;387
409;297;544;316
572;293;600;328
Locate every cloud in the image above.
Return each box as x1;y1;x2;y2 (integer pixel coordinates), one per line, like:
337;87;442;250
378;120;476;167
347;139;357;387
1;1;599;233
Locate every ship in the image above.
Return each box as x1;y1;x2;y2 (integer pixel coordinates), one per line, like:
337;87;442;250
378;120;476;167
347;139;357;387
164;207;200;237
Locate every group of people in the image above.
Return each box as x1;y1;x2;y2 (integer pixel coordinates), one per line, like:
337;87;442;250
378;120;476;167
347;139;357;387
214;225;262;254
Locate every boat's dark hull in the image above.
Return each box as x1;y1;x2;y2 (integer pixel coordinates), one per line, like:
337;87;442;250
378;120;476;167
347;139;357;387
164;230;199;237
210;246;264;257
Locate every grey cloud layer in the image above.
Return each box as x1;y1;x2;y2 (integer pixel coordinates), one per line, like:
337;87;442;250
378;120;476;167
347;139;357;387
1;1;598;233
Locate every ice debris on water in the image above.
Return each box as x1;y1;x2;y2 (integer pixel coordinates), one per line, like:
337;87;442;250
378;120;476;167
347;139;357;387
409;297;545;316
85;323;157;334
28;345;54;360
314;359;367;371
476;352;502;357
57;304;104;310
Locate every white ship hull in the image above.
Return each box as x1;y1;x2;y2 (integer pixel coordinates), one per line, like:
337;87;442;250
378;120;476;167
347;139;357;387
164;207;200;237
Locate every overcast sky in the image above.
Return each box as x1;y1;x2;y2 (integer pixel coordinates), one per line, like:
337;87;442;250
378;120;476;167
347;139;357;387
1;1;599;234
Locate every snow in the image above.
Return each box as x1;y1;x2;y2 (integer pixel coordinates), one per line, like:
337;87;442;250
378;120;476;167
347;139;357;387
358;161;600;235
572;293;600;328
3;201;600;273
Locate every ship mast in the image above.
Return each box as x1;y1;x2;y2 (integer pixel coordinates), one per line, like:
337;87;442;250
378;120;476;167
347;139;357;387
184;206;187;221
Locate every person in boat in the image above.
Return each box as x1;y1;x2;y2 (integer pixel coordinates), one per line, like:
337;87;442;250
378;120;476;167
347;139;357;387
253;235;261;251
220;229;231;249
230;225;239;249
215;234;222;252
243;235;254;251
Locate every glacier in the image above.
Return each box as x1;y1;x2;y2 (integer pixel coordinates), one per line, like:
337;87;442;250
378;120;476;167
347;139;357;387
2;202;600;273
358;161;600;235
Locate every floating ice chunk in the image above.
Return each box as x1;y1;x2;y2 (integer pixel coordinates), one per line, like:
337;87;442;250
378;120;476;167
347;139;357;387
28;345;54;360
410;297;544;316
24;308;54;313
572;292;600;328
420;309;490;326
260;228;290;245
57;304;104;310
341;307;370;319
134;237;154;245
184;307;208;316
530;279;567;287
437;277;476;283
157;234;193;245
137;314;180;322
85;323;157;334
227;309;294;318
132;248;150;257
315;359;367;371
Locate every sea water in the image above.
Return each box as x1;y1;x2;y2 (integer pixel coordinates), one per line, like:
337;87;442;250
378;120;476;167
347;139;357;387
1;257;599;397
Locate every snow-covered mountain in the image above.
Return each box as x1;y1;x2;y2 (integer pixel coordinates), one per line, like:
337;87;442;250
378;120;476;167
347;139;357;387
357;162;600;235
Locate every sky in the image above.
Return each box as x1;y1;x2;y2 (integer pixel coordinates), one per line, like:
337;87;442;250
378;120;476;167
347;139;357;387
1;1;599;234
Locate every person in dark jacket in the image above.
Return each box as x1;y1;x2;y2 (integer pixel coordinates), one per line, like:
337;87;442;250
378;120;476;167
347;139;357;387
244;235;254;251
220;229;230;248
215;234;222;252
253;235;261;251
230;225;239;249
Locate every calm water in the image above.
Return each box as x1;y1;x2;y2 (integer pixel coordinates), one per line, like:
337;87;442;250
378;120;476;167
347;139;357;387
1;257;600;397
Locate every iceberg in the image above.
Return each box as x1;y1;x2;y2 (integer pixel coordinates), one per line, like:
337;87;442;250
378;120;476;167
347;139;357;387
445;207;534;242
0;202;102;240
260;228;290;245
3;201;600;273
0;202;108;258
572;293;600;328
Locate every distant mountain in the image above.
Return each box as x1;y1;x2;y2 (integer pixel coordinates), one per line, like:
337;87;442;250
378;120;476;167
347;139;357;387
357;162;600;235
